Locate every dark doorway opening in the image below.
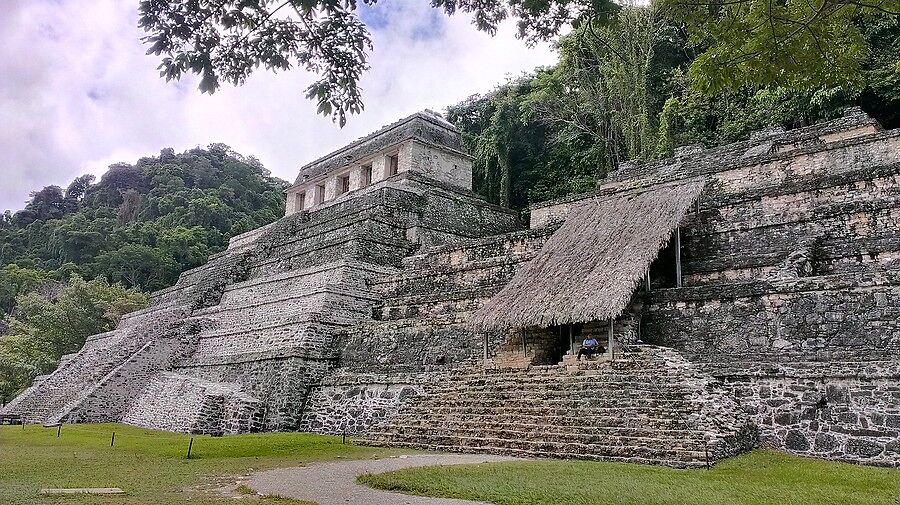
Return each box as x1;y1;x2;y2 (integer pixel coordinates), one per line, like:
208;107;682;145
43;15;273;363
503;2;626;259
549;323;583;363
649;232;678;289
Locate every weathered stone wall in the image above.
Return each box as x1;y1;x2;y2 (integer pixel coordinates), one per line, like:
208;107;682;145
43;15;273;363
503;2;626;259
298;371;426;434
122;372;264;435
519;110;900;466
407;141;473;190
623;113;900;465
713;361;900;466
338;228;551;374
643;273;900;359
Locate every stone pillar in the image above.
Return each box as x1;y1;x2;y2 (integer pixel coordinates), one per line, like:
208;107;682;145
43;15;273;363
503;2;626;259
608;319;614;360
349;166;365;191
372;155;389;181
285;189;298;215
324;176;339;201
398;142;414;174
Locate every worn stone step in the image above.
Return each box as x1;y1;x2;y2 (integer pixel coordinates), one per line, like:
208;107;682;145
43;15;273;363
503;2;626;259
360;434;708;463
358;438;709;468
375;423;703;443
386;412;690;430
414;397;695;411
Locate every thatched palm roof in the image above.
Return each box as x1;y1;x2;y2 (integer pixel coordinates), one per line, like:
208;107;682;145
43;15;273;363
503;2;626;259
470;179;706;330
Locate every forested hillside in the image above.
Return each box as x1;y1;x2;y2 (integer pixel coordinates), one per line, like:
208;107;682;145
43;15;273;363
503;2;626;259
1;144;287;292
0;145;286;400
449;7;900;210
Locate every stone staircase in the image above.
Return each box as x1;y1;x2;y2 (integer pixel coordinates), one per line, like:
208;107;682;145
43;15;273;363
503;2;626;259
1;306;187;424
359;346;757;467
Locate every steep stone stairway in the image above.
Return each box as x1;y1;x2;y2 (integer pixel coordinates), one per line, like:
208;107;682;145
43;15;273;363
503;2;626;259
2;306;186;424
359;346;757;467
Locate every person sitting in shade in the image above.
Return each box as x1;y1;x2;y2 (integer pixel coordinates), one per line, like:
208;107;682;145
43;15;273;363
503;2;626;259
577;337;605;360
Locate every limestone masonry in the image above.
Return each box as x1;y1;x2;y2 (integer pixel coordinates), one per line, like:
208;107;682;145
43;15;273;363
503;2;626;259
5;108;900;468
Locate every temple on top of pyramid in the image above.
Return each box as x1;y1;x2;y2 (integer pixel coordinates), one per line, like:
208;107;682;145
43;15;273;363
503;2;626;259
4;107;900;469
284;110;473;215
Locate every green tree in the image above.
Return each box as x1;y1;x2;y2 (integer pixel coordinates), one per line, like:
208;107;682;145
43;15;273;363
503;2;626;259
0;266;51;319
94;244;178;291
0;275;147;400
659;0;899;94
138;0;897;124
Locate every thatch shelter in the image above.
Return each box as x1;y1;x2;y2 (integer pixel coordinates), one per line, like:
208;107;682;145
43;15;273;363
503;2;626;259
470;179;707;331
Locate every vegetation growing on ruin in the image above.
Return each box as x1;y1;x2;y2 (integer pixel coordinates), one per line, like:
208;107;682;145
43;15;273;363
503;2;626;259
0;423;389;505
449;6;900;209
360;450;900;505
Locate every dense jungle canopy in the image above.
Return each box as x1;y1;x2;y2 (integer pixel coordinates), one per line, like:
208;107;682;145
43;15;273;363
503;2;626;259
450;6;900;209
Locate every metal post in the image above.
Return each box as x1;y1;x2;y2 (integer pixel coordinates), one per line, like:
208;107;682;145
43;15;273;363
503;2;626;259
111;432;116;447
675;228;683;288
645;270;651;292
608;319;614;360
56;424;61;438
186;437;194;459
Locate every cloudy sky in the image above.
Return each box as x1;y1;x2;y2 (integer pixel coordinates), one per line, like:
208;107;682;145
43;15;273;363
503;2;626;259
0;0;558;212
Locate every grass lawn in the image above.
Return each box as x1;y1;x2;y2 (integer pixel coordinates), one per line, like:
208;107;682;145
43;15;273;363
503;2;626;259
0;422;395;505
359;450;900;505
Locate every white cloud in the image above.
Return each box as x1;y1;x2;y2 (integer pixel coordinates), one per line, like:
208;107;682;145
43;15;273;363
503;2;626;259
0;0;557;211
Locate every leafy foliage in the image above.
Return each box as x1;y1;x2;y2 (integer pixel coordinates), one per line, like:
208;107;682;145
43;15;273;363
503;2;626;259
0;275;147;400
451;6;900;211
1;144;287;292
139;0;897;126
658;0;898;94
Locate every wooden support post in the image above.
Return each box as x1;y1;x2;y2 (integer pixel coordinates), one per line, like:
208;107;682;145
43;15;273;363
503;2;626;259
675;228;683;288
608;319;614;360
482;333;489;365
568;324;574;356
645;270;651;292
522;328;527;357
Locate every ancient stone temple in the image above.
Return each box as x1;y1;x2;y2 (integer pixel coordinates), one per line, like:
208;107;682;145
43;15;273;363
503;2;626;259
4;108;900;468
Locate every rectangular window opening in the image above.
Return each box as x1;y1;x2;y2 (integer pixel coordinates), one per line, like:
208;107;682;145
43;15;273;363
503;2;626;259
362;164;372;186
338;174;350;195
315;184;325;204
294;192;306;212
388;154;399;176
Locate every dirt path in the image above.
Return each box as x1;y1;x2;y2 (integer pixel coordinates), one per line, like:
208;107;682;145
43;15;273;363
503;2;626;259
248;454;517;505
